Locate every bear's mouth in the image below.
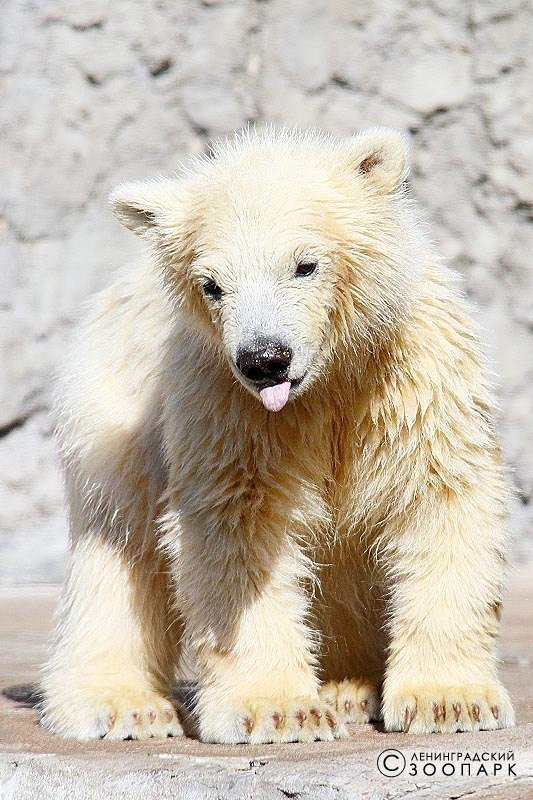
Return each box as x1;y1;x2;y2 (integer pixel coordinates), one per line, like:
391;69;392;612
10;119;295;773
257;376;304;412
248;376;303;390
231;360;307;412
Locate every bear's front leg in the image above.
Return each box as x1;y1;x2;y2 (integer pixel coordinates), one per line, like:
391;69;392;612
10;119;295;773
163;513;346;744
41;534;183;740
382;489;515;734
195;625;346;745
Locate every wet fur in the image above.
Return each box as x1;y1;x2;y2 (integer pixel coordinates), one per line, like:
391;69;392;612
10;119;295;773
40;127;514;742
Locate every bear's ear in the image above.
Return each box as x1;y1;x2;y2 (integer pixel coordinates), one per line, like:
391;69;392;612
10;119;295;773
347;128;408;194
109;178;185;237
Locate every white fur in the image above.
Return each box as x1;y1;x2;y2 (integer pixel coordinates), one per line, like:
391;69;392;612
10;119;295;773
40;127;514;743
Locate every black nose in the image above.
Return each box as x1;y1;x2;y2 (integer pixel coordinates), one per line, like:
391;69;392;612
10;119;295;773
236;341;293;385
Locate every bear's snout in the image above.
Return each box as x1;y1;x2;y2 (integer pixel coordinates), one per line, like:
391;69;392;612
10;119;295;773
236;339;292;386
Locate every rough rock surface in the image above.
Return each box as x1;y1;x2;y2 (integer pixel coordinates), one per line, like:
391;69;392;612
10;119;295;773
1;0;532;582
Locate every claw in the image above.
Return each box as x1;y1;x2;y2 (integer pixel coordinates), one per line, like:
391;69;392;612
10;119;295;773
131;712;141;724
433;703;445;723
164;708;174;723
147;710;156;724
471;703;480;722
360;698;369;712
295;710;306;727
243;715;254;734
272;712;284;729
452;702;462;721
344;700;353;714
310;708;322;723
325;711;336;729
107;713;116;727
404;706;415;733
491;705;499;720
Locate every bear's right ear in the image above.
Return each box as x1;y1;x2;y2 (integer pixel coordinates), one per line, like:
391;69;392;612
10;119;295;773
109;178;186;237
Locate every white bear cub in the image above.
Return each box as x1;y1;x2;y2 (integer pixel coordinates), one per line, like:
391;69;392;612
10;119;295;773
41;127;514;743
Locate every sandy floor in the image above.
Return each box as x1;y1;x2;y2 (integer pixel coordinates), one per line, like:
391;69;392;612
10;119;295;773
0;567;532;799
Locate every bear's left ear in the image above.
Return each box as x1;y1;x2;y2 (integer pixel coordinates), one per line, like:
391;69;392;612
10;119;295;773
109;178;186;238
347;128;408;194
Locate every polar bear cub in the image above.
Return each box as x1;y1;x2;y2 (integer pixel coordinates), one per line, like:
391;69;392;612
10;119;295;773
40;127;514;743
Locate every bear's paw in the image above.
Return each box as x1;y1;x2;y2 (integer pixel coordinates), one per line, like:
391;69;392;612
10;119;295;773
319;679;380;724
41;686;183;740
382;682;515;734
198;696;348;744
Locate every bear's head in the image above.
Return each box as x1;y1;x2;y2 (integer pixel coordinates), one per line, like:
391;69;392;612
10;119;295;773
110;128;419;412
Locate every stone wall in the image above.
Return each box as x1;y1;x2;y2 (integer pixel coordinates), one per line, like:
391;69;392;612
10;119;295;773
1;0;532;583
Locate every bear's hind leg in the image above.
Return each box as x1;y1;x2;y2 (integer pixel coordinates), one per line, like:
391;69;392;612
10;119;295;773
314;547;386;725
40;532;183;740
319;679;380;724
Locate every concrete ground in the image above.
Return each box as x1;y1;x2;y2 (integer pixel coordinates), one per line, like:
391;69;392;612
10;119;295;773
0;568;532;800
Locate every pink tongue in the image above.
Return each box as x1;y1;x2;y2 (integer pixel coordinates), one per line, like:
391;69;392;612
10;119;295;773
259;381;291;412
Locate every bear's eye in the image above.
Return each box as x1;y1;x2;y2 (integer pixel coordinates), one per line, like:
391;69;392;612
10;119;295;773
202;280;223;301
295;260;318;277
